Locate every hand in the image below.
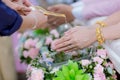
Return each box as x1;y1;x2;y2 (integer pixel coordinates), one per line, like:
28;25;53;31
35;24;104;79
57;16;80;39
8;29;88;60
3;0;31;15
12;0;32;15
28;11;48;29
52;26;97;52
13;0;32;7
47;4;74;27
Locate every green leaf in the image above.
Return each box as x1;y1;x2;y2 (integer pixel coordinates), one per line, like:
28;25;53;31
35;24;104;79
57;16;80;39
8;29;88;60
56;71;64;78
82;74;90;80
72;62;79;72
76;70;84;75
68;60;74;70
62;66;70;80
69;69;75;80
33;28;49;35
75;75;84;80
53;77;65;80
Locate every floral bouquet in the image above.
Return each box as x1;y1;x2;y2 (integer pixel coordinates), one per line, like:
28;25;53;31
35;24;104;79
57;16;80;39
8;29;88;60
18;28;117;80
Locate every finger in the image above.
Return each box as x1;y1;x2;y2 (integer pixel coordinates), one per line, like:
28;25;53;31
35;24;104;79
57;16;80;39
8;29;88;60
55;39;72;50
64;28;76;36
23;0;32;7
56;44;76;52
16;6;31;15
55;36;71;46
65;26;80;35
65;47;79;53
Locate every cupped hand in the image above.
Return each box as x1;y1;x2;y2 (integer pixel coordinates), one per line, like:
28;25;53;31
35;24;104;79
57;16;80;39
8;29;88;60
47;4;74;27
51;26;97;52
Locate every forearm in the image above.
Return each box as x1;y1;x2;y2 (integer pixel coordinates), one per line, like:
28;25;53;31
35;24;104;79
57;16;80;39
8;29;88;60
92;11;120;28
18;15;35;32
103;11;120;26
102;23;120;40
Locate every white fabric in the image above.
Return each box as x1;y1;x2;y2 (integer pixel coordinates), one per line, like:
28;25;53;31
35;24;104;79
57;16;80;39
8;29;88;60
71;1;84;20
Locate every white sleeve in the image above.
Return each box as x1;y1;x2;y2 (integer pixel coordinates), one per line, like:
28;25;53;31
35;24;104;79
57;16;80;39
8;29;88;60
71;1;83;8
71;1;84;20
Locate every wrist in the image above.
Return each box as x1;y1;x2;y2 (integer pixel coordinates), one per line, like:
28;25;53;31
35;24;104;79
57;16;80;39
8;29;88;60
92;27;97;42
102;27;110;40
89;27;97;43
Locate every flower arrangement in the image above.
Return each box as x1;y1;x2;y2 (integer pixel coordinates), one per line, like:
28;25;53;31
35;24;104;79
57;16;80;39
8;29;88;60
18;29;117;80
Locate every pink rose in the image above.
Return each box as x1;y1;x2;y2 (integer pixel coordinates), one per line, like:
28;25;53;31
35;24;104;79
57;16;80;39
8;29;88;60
28;48;39;59
94;64;105;80
94;73;106;80
93;57;103;64
97;49;107;59
94;64;104;73
27;65;34;72
81;60;91;66
50;29;59;38
24;39;36;49
31;69;44;80
45;37;53;45
94;76;102;80
23;51;29;58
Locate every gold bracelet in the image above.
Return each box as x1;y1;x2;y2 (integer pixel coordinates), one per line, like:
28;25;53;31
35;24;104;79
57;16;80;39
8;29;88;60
96;21;106;27
96;27;105;45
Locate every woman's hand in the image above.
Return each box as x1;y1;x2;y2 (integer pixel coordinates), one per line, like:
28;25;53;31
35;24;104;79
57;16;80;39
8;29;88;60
52;26;97;52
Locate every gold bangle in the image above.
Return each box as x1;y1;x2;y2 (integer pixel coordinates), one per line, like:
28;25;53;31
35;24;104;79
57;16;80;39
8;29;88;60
96;21;106;28
96;27;105;45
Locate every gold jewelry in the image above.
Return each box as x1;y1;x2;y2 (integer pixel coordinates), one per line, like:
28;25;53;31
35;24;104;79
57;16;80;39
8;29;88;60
96;21;106;27
96;27;105;45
